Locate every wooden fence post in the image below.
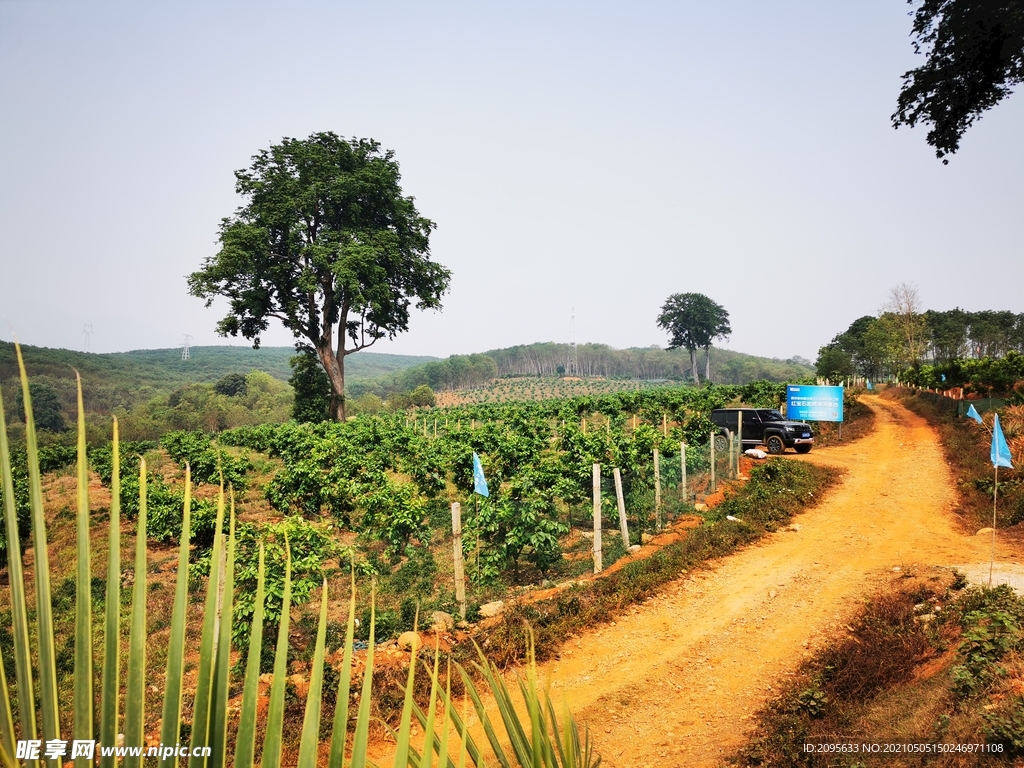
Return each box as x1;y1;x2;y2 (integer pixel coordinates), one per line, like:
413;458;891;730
592;463;602;573
680;443;687;503
710;431;716;492
737;411;743;475
451;502;466;619
653;448;662;530
613;468;629;547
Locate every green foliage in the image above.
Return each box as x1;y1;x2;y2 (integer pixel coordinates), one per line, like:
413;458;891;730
117;372;293;440
13;381;67;432
814;344;854;381
360;478;429;558
903;350;1024;396
984;698;1024;756
469;480;567;584
950;587;1024;699
213;372;248;397
232;517;339;665
289;344;331;424
161;429;251;489
408;384;436;407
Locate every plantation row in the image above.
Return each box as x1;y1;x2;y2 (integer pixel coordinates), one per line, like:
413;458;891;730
1;380;790;650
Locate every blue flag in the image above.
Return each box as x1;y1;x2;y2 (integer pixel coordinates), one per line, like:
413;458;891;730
472;452;489;497
966;403;983;424
991;414;1014;469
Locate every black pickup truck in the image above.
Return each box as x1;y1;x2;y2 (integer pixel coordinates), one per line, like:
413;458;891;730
709;408;814;455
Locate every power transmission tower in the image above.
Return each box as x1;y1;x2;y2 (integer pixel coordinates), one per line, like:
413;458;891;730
181;334;193;361
82;324;93;352
567;308;579;377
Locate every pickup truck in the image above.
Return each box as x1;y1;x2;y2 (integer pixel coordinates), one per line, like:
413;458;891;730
709;407;814;455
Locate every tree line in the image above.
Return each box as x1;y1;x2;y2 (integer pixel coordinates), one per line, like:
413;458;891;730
816;284;1024;382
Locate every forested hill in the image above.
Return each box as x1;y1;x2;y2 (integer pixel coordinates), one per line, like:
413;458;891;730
362;342;814;395
0;341;436;401
485;342;814;382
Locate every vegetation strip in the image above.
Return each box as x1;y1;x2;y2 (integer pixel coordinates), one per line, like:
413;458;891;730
731;573;1024;765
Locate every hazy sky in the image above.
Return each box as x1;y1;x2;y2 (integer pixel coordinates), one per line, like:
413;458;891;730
2;0;1022;362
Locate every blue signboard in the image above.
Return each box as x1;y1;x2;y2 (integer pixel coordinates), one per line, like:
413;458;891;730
787;385;844;422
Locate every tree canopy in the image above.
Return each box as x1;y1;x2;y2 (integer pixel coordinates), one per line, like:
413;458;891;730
656;293;731;386
893;0;1024;162
189;132;451;420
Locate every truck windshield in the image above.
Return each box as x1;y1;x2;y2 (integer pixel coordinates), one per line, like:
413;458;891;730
760;410;785;422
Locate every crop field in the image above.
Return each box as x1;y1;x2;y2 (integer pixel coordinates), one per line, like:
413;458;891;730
433;375;678;406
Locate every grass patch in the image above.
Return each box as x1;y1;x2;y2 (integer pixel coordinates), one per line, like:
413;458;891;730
732;573;1024;767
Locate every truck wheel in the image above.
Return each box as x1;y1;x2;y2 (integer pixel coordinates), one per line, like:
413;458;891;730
714;434;729;453
795;445;812;454
765;435;785;455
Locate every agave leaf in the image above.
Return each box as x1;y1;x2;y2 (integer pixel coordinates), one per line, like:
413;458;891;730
425;682;484;768
0;642;14;759
73;373;94;765
348;587;377;768
297;578;330;768
391;614;421;768
209;496;236;768
189;484;226;766
123;460;148;768
159;463;192;767
260;541;292;768
327;569;357;768
0;381;37;750
457;698;470;768
417;642;442;768
234;541;265;768
98;420;121;768
16;343;61;764
434;661;453;768
459;659;517;768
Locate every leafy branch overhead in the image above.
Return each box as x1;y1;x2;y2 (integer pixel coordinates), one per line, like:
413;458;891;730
893;0;1024;162
188;132;452;420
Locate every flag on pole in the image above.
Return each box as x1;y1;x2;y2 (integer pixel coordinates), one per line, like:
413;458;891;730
472;452;489;497
991;414;1014;469
966;403;983;424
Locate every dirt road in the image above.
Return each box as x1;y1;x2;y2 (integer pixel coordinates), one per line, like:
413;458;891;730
375;396;1017;766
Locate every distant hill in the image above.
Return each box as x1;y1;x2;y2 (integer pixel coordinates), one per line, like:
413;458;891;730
355;342;815;396
0;341;437;415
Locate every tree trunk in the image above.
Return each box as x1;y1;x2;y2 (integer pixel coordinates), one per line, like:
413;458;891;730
316;342;347;421
705;347;711;383
688;347;700;386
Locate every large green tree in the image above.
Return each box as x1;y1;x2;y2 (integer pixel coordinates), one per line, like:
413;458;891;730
189;132;452;421
656;293;731;385
893;0;1024;162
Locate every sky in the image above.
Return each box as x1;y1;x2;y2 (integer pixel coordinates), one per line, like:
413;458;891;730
1;0;1022;362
